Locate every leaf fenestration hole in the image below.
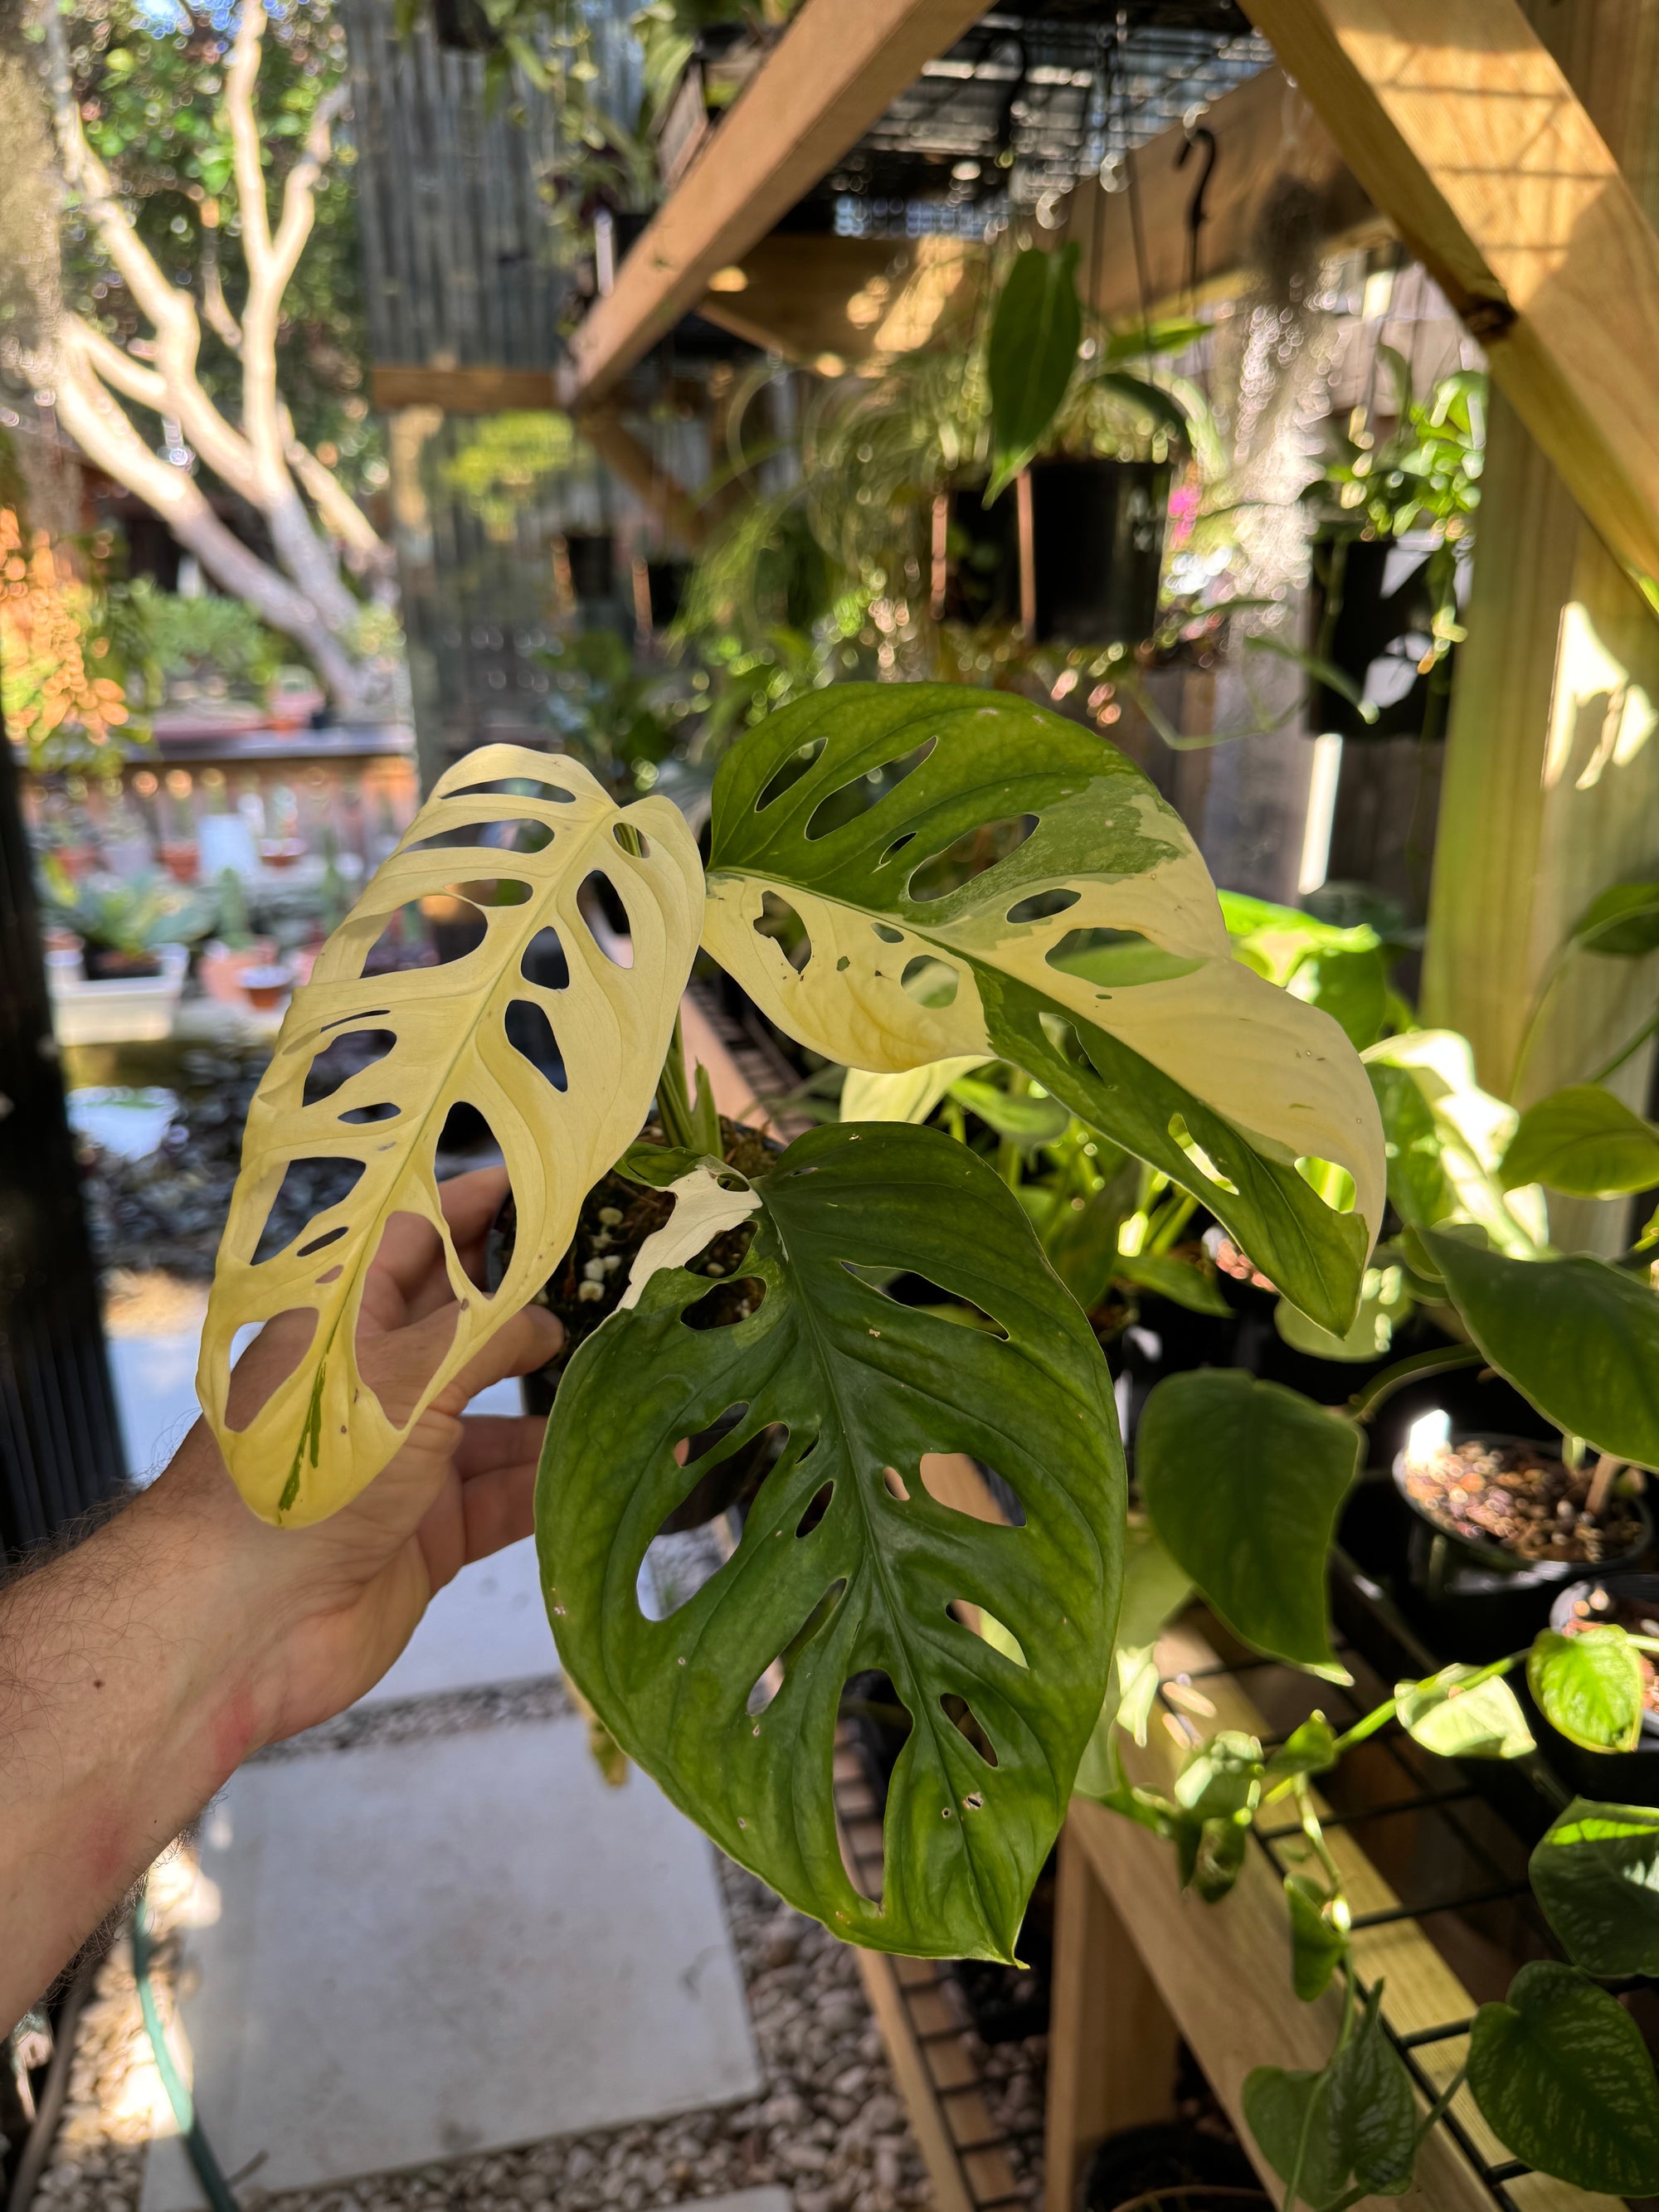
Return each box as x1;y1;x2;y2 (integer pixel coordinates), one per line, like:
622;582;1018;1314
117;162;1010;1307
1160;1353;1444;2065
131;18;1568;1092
957;1604;1029;1667
612;821;651;859
749;1577;850;1718
754;890;811;971
578;873;633;965
839;1669;911;1899
880;830;917;867
919;1454;1027;1526
1007;887;1079;925
1168;1113;1240;1197
861;1268;1010;1341
406;817;553;856
871;921;904;945
304;1028;395;1104
449;775;575;803
795;1480;834;1538
505;999;567;1092
654;1417;788;1545
754;734;826;811
907;814;1037;903
883;1465;911;1501
339;1101;399;1125
803;739;937;842
251;1157;366;1265
900;955;959;1009
296;1223;348;1259
1297;1155;1358;1213
682;1276;767;1330
521;926;571;989
941;1692;999;1767
1048;926;1203;986
365;897;481;972
223;1306;319;1433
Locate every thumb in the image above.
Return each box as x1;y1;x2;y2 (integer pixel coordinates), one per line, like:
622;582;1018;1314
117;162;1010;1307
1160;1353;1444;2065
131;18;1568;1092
431;1299;563;1416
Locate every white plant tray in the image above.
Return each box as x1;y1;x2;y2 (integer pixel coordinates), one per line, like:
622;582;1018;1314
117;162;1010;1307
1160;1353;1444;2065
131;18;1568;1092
49;942;189;1046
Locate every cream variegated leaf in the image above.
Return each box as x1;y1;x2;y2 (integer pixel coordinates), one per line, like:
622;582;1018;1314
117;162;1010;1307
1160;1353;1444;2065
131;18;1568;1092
201;743;702;1525
839;1056;985;1125
705;685;1383;1334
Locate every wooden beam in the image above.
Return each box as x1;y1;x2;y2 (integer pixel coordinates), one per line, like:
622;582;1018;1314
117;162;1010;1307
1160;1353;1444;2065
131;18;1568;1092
560;0;988;409
1238;0;1659;600
371;366;556;413
1042;1817;1178;2212
698;233;986;369
1419;0;1659;1251
576;401;714;552
1063;66;1379;327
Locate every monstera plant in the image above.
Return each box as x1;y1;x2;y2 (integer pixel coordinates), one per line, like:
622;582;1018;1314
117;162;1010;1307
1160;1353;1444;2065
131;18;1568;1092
200;682;1381;1962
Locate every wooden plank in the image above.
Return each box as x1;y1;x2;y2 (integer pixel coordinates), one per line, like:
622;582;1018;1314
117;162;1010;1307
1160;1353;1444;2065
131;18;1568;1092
560;0;988;407
1043;1816;1178;2212
853;1948;978;2212
1416;0;1659;1252
577;401;714;552
698;234;985;369
1238;0;1659;598
372;365;556;412
1063;66;1379;327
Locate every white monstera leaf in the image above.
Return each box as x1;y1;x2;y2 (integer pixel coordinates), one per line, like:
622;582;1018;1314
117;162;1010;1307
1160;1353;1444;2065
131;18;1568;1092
201;744;702;1524
703;685;1382;1332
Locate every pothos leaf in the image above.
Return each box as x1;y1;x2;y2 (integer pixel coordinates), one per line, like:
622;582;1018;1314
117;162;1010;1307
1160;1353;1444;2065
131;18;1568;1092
1527;1626;1646;1753
1423;1229;1659;1467
1530;1799;1659;1977
1468;1962;1659;2195
200;745;701;1524
703;685;1383;1334
1137;1371;1359;1676
985;244;1083;503
538;1121;1123;1960
1285;1874;1349;2001
1243;1985;1416;2209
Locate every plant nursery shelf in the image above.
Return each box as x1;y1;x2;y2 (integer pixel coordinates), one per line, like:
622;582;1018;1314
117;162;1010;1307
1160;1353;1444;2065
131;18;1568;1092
1045;1612;1623;2212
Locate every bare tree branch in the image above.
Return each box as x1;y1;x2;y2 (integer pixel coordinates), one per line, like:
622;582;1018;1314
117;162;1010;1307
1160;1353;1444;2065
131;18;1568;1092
198;215;243;355
30;0;391;707
52;328;366;704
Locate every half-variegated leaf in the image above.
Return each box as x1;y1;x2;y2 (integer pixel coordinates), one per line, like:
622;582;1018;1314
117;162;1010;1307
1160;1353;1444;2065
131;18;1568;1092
538;1121;1123;1959
704;686;1383;1334
202;744;702;1524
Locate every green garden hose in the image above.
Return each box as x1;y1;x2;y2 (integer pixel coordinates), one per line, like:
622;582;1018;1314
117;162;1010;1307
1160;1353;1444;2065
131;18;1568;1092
130;1886;238;2212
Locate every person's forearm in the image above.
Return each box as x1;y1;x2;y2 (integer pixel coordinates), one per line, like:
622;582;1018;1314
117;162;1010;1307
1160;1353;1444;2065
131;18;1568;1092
0;1447;284;2028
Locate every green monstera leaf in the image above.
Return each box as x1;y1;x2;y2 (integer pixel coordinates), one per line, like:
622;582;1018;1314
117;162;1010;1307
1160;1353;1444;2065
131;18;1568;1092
538;1120;1123;1961
703;687;1383;1335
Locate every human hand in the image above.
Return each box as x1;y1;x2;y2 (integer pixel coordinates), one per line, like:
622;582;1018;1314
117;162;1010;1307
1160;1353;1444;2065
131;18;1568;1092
156;1166;563;1749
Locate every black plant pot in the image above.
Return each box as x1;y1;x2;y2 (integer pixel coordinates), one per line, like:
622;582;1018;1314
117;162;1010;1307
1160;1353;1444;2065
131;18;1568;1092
1542;1572;1659;1806
1391;1432;1654;1660
82;944;162;981
1308;532;1451;741
1084;2122;1262;2212
1029;458;1170;648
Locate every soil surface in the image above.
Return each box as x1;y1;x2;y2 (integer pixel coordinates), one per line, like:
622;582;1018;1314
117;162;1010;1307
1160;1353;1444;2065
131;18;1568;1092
492;1117;775;1408
1403;1438;1646;1564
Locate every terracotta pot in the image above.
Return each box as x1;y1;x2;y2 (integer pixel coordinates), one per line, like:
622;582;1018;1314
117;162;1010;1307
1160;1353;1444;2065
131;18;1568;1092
199;938;280;1004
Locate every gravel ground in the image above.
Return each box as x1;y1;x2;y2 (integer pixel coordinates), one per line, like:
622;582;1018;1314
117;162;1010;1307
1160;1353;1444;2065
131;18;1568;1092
28;1685;1048;2212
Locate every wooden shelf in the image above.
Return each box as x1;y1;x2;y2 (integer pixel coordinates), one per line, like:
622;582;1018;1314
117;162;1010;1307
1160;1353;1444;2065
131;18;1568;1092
558;0;988;409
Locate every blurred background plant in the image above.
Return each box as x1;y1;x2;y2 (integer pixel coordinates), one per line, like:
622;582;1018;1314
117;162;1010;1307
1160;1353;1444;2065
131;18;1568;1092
0;508;153;774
